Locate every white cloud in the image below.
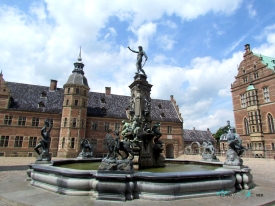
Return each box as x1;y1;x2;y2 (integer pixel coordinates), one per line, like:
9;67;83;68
246;4;257;18
184;109;234;132
252;24;275;57
29;1;47;20
160;20;177;29
157;35;176;50
131;22;157;49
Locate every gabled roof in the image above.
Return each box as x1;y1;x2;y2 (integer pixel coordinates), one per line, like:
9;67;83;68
6;82;182;122
183;129;215;143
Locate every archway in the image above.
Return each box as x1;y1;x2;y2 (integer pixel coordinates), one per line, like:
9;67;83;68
190;142;201;154
166;144;174;158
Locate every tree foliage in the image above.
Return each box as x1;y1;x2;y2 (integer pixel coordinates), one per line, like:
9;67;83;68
213;125;230;142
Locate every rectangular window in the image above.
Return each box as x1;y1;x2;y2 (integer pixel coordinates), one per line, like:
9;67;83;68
243;76;248;83
4;115;13;125
66;99;69;105
68;88;70;93
64;118;67;127
91;122;98;130
0;136;9;147
167;126;172;134
263;87;270;103
14;136;23;147
241;94;246;108
71;138;75;149
28;137;37;148
18;116;26;126
72;118;77;127
75;100;78;106
114;123;120;132
76;88;79;94
104;122;110;131
32;117;39;126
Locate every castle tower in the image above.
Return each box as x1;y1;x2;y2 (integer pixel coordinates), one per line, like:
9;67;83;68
0;71;12;109
57;49;90;158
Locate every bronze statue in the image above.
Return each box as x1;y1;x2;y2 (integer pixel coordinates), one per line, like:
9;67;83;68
34;119;52;161
104;129;134;160
152;122;162;144
128;46;148;76
131;115;142;142
78;138;93;158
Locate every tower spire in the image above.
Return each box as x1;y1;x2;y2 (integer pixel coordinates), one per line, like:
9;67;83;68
73;48;85;75
78;46;82;62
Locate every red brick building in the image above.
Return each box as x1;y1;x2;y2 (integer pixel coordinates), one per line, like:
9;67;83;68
231;44;275;158
0;54;183;158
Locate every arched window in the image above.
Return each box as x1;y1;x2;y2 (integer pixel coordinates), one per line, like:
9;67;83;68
244;118;249;135
268;114;275;133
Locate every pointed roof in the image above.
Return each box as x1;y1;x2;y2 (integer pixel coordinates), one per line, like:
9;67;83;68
65;49;89;87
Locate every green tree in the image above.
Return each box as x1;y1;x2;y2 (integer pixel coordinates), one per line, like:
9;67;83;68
213;126;229;143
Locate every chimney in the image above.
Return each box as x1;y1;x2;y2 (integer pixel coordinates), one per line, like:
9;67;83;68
193;127;195;130
207;128;209;132
50;80;57;91
105;87;111;95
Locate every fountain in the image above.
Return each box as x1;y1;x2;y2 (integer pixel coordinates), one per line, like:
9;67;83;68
28;46;251;201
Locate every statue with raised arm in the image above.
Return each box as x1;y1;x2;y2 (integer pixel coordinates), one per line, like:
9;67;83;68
34;119;52;161
128;46;148;76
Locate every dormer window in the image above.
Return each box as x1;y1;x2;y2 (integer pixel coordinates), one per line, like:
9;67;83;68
101;107;107;114
271;60;275;64
161;112;165;117
158;104;162;109
38;101;45;108
101;98;106;104
41;91;47;98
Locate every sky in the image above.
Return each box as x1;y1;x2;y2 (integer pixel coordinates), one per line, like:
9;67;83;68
1;0;275;133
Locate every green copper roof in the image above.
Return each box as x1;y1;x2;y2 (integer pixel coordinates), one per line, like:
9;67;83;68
247;84;255;91
253;53;275;71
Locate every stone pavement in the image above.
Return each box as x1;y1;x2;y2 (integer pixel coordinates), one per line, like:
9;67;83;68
0;156;275;206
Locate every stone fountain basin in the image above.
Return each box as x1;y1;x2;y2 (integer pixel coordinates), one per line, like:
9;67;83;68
28;159;236;201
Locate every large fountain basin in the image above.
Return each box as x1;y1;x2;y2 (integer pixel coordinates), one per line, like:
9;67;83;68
28;158;236;201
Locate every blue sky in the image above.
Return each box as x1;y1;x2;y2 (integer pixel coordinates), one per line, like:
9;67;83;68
1;0;275;133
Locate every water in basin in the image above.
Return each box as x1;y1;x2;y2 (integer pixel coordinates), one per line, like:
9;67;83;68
55;162;218;172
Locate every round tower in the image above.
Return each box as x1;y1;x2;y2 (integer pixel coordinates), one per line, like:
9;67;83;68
57;49;90;158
